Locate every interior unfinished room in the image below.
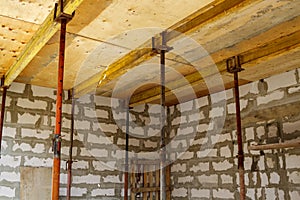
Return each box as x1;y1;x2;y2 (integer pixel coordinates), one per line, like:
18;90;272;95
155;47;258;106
1;0;300;199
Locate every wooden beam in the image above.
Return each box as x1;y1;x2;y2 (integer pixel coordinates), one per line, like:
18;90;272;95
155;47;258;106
4;0;84;86
73;0;247;97
248;139;300;150
129;30;300;106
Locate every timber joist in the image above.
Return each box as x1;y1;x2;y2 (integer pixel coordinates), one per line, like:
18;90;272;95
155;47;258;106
4;0;84;87
73;0;249;98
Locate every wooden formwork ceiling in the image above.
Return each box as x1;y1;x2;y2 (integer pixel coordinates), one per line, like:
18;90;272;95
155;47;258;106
1;0;300;106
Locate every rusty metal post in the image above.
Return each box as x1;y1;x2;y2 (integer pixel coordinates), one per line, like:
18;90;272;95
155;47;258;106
227;56;245;200
124;100;130;200
0;79;8;158
159;31;167;200
52;2;74;199
51;16;67;200
66;91;76;200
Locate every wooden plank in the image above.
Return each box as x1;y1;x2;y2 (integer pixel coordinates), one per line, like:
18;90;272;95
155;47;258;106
129;30;300;106
155;165;160;200
130;164;135;200
248;139;300;151
143;165;148;200
73;0;247;97
97;0;300;101
4;0;84;86
149;166;154;200
166;165;171;200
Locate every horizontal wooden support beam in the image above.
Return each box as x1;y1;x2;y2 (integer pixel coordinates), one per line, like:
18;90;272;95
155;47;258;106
4;0;84;86
248;139;300;151
129;30;300;106
73;0;246;97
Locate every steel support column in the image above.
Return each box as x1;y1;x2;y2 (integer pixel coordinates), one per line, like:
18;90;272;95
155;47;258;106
227;56;245;200
124;100;130;200
66;91;76;200
159;31;167;200
52;1;73;199
0;80;8;158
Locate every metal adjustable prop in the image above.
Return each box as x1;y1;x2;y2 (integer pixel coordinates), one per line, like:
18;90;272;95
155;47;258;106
226;55;245;200
51;1;74;199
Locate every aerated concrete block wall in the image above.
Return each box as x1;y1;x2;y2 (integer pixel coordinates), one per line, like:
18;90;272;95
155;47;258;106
1;68;300;200
0;83;161;199
170;68;300;200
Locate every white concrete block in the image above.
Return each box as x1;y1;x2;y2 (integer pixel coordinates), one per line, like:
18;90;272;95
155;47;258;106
17;98;47;110
172;116;187;125
288;86;300;94
195;96;209;109
3;127;17;138
191;188;210;198
288;171;300;184
99;123;118;133
71;187;88;196
32;143;45;153
260;173;268;187
210;91;226;104
212;160;233;171
227;99;248;114
179;100;193;112
221;174;233;184
283;120;300;134
75;120;91;130
246;188;256;199
177;127;194;136
21;128;51;139
245;127;255;141
171;163;186;173
9;82;25;93
73;160;89;170
197;148;217;158
31;85;56;99
18;113;40;124
213;189;234;199
144;140;157;148
148;104;162;114
94;95;113;107
190;162;209;172
173;188;187;197
103;175;121;183
198;174;218;185
197;124;209;133
129;138;140;147
91;188;115;196
87;133;113;145
270;172;280;184
0;171;20;182
209;106;224;118
257;90;284;106
93;161;115;171
239;82;259;97
24;156;52;167
178;151;193;160
0;186;15;198
0;155;21;168
188;111;205;122
256;126;265;139
96;109;109;119
13;143;31;152
73;174;101;184
286;154;300;169
178;175;193;183
171;140;187;149
266;70;297;92
265;188;276;200
226;89;233;100
290;190;300;200
220;146;231;158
